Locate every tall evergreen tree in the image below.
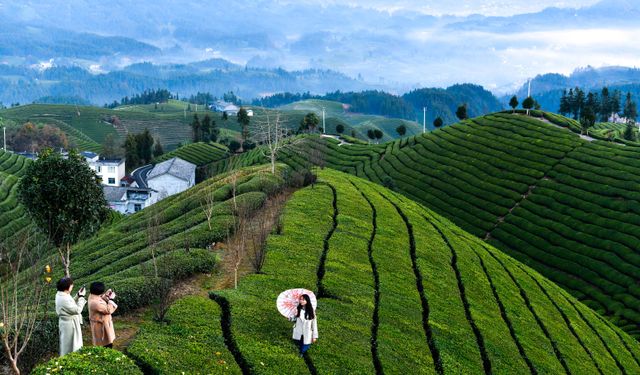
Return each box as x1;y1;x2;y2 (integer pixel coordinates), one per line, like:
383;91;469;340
136;128;154;164
210;117;219;142
580;106;596;136
623;92;638;123
559;90;570;116
455;104;468;120
572;88;585;120
585;92;600;117
201;114;212;140
624;121;636;141
237;107;251;141
611;90;622;115
509;96;519;113
123;134;139;170
191;114;201;142
600;87;610;122
522;96;535;115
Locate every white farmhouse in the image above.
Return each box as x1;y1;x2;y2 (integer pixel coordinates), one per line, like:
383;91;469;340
146;157;196;204
82;151;126;186
103;186;154;214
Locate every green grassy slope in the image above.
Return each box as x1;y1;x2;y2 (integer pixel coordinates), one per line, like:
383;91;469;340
205;169;640;374
208;112;640;339
0;151;33;240
153;141;229;166
280;99;422;141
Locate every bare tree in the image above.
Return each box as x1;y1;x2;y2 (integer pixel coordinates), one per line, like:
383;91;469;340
0;232;51;375
251;111;301;174
145;213;173;322
201;186;216;230
247;192;288;273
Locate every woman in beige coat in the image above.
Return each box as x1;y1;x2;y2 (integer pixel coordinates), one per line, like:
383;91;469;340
88;282;118;348
55;277;87;356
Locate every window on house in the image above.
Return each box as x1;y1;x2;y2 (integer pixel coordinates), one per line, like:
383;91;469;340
108;178;116;185
96;166;101;173
134;204;142;212
108;166;116;173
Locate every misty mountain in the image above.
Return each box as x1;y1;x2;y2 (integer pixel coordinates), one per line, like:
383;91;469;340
1;0;635;92
0;61;374;105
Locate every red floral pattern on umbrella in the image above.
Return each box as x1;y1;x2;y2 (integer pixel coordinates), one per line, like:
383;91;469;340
276;288;317;318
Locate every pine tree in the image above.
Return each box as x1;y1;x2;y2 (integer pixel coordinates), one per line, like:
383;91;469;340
559;90;570;116
522;96;535;115
237;108;251;142
456;104;468;120
600;87;610;122
624;121;636;141
191;114;201;142
580;106;596;136
201;114;212;141
509;96;519;113
623;92;638;124
611;90;622;115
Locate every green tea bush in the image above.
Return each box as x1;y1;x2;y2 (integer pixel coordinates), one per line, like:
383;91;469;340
31;347;142;375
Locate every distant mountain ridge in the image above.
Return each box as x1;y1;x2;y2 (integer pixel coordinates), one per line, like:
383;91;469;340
503;66;640;112
0;60;374;105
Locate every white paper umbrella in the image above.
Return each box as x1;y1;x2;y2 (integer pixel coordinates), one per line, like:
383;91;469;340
276;288;317;318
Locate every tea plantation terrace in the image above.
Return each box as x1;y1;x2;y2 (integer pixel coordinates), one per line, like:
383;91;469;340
128;169;640;374
205;112;640;339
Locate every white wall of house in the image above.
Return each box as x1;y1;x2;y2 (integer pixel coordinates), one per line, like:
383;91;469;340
147;174;192;204
91;160;125;186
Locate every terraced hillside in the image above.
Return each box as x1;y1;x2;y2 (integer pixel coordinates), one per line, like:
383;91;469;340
154;141;229;166
0;151;33;240
207;112;640;339
179;169;640;374
38;165;289;314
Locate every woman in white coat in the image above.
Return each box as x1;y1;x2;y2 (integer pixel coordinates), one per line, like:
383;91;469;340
291;294;318;356
55;277;87;356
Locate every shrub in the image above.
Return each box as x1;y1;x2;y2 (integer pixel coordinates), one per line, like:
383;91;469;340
31;347;142;375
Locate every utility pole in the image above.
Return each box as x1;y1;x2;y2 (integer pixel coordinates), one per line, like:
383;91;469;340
322;107;326;134
527;79;531;98
423;107;426;133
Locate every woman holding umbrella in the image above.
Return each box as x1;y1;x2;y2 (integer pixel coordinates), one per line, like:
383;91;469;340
291;294;318;356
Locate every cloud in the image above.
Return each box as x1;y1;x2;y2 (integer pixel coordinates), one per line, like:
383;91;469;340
275;0;600;16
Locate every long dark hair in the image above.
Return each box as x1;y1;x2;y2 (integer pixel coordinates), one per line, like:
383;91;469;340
296;294;315;320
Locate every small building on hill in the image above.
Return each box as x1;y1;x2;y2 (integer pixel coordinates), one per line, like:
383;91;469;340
82;152;126;187
146;157;196;204
103;186;153;214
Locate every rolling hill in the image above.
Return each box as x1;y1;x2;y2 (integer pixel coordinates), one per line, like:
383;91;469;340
279;99;423;141
129;168;640;373
205;112;640;340
0;151;33;241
